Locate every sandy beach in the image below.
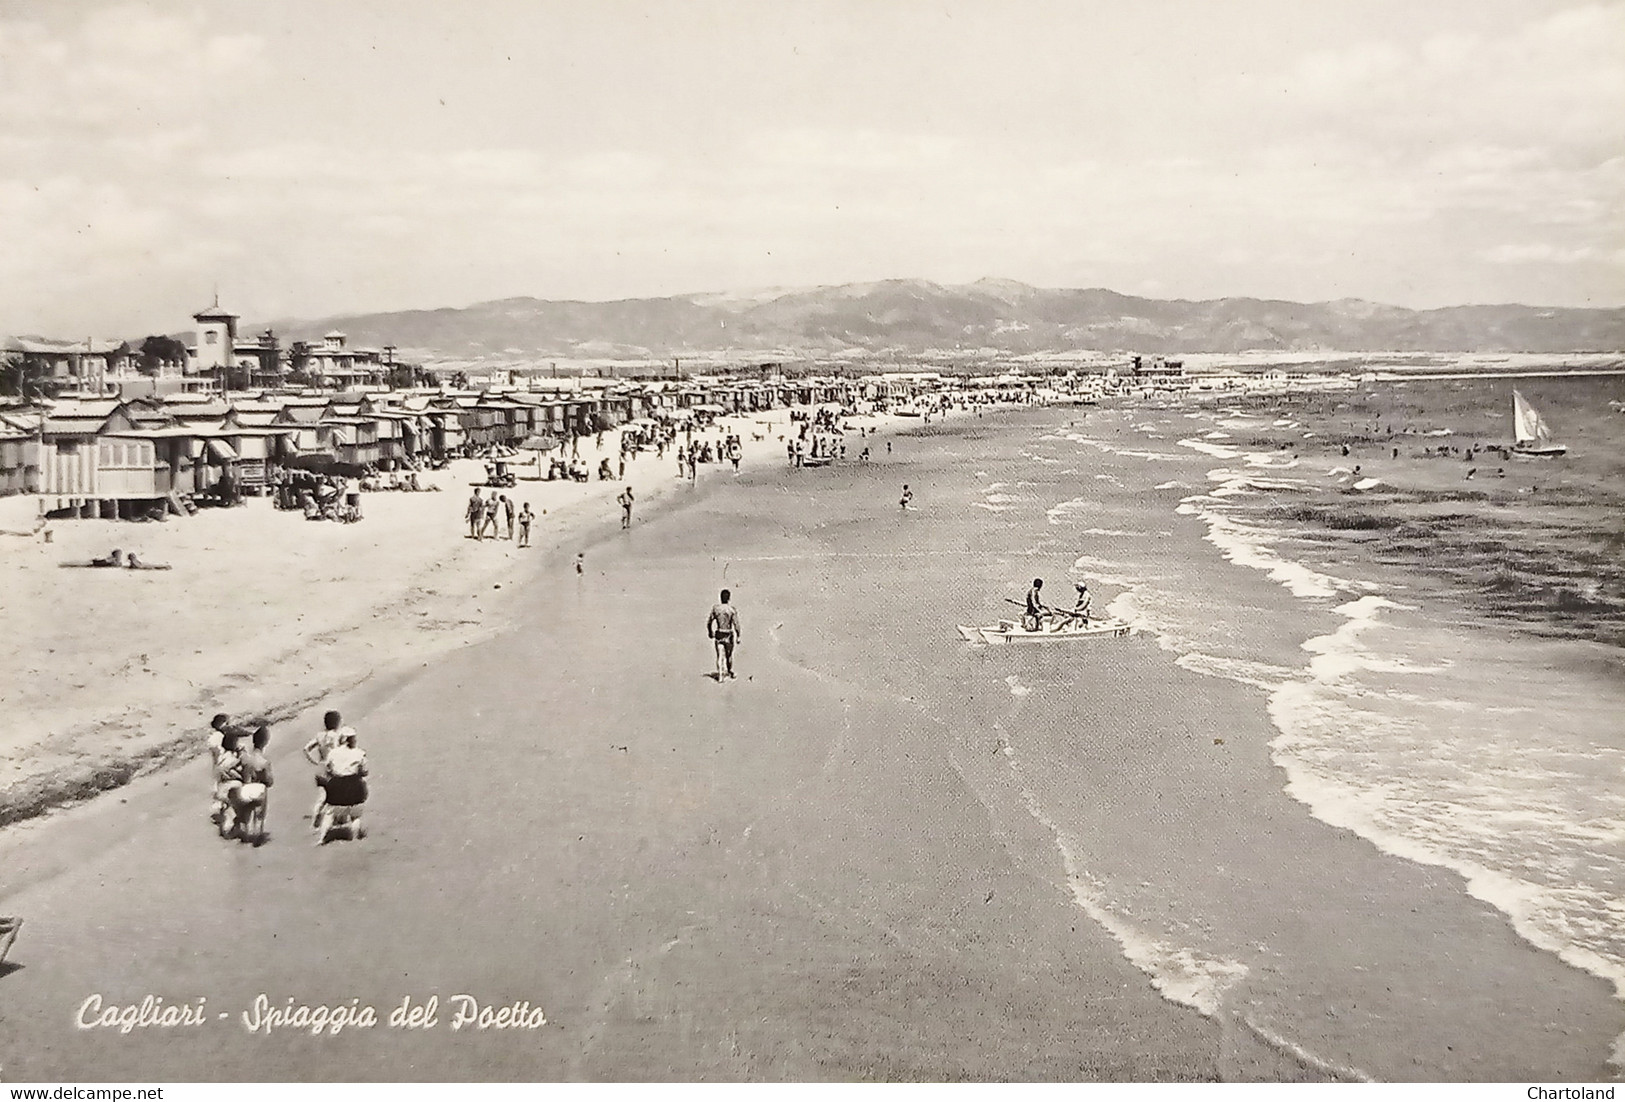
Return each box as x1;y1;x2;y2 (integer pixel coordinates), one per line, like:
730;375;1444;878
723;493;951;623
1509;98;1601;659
7;0;1624;1083
1;390;1622;1081
0;397;1233;1082
0;404;916;827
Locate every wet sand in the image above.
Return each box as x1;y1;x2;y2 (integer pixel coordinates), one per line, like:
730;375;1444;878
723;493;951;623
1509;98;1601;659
0;462;1224;1081
0;406;892;829
2;402;1619;1081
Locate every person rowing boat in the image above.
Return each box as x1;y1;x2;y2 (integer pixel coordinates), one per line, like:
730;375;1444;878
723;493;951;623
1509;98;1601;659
1005;582;1091;634
1072;581;1092;625
1023;578;1048;631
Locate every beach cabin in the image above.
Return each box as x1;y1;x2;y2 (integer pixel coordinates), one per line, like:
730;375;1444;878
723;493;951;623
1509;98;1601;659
444;397;495;450
218;427;290;493
317;418;382;468
472;396;530;447
27;395;193;508
222;401;290;433
271;399;330;454
388;396;435;461
161;397;234;429
0;411;40;495
594;391;634;426
567;397;598;437
506;393;554;437
423;408;465;457
531;400;565;438
741;384;773;412
39;421;243;517
85;433;166;503
370;409;422;465
35;399;123;502
321;394;411;466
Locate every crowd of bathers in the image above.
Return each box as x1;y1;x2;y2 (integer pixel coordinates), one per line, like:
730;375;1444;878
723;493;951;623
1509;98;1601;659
466;488;534;545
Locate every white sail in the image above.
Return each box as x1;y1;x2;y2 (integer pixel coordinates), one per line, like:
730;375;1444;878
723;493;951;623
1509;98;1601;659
1513;389;1549;445
1512;389;1566;455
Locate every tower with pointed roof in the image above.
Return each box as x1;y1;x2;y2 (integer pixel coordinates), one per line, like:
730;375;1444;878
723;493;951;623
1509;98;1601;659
193;293;238;374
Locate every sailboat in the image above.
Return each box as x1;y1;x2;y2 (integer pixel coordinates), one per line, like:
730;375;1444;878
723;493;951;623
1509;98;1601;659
1512;389;1567;457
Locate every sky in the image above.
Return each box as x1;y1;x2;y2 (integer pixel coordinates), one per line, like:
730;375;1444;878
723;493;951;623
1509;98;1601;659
1;0;1622;335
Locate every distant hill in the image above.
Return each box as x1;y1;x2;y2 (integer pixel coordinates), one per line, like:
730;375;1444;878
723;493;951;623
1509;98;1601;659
262;278;1625;364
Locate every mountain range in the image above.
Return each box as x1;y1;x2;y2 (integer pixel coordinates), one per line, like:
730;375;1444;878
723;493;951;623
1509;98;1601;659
267;278;1625;364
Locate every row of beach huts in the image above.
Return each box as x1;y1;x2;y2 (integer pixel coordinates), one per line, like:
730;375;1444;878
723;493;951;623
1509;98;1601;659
0;374;944;517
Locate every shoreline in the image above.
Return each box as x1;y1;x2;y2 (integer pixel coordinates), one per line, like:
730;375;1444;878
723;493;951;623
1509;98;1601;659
1059;401;1625;1078
0;397;1233;1081
0;394;1620;1079
0;401;989;832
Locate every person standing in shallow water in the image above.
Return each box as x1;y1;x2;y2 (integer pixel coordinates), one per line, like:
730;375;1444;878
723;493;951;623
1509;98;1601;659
707;589;741;680
899;484;913;510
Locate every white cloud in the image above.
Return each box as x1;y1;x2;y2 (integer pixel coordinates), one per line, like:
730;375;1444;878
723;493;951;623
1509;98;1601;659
1;2;1621;332
1481;243;1625;266
1238;2;1625;156
0;4;266;132
750;128;960;172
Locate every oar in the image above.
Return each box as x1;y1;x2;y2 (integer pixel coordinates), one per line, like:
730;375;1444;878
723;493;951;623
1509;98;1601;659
1003;598;1086;620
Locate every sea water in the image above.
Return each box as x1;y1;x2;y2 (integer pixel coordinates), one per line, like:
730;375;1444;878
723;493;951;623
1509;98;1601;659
1044;379;1624;1074
1151;377;1625;1067
716;383;1625;1079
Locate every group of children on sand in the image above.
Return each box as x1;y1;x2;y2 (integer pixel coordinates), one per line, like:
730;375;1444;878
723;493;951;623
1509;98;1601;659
208;709;368;846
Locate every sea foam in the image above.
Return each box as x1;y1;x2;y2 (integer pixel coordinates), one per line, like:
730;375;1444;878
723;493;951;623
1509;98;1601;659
1261;594;1625;1065
1013;780;1250;1017
1196;511;1349;600
1178;438;1244;460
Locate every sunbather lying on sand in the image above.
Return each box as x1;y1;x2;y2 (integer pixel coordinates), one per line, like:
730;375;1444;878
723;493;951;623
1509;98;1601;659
123;552;170;570
64;549;172;569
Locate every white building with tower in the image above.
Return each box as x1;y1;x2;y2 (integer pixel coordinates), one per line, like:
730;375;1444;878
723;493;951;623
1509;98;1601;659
190;298;238;377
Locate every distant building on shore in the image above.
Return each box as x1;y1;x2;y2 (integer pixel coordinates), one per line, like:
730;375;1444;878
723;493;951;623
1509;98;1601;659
190;299;238;376
4;294;426;403
187;299;284;391
303;331;390;389
1131;355;1185;378
3;338;138;396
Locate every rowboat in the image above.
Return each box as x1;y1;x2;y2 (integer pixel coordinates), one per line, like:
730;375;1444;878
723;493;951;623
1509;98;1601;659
958;618;1132;645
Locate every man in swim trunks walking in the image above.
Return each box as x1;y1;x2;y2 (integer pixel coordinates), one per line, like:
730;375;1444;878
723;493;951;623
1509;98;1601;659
706;589;741;680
